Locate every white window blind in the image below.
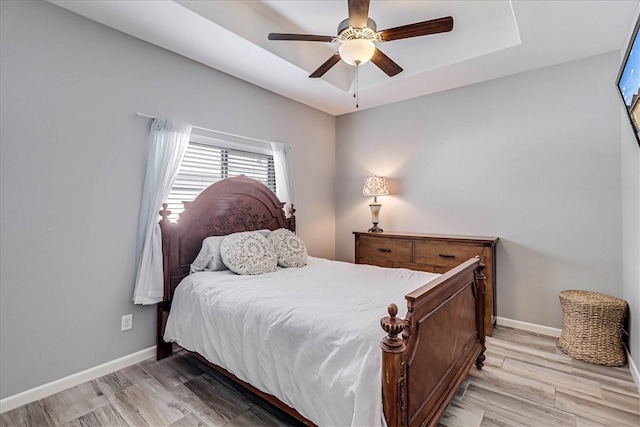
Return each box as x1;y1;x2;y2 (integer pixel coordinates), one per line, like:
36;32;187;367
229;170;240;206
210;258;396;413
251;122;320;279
165;139;276;221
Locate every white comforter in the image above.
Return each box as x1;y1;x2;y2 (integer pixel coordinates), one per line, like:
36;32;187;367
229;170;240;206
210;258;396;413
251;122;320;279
164;257;439;426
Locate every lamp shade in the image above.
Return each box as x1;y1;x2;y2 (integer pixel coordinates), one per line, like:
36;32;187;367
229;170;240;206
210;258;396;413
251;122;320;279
363;176;389;196
339;39;376;65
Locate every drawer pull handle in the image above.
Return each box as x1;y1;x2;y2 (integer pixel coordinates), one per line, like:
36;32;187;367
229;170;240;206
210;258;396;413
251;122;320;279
439;253;456;259
378;248;392;253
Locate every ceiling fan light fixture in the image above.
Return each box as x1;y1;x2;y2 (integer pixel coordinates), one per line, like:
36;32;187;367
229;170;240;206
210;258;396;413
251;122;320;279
268;2;453;79
339;39;375;65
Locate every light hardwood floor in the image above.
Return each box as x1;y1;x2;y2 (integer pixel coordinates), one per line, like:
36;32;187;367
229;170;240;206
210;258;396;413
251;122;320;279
2;327;639;427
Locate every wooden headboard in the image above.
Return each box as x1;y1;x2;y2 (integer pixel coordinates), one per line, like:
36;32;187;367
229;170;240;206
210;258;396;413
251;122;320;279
159;175;296;301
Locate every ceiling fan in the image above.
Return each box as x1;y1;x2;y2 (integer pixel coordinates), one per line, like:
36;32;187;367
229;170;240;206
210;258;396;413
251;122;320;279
268;0;454;78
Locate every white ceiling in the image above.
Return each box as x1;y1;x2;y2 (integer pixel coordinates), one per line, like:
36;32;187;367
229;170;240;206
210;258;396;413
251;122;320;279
49;0;639;116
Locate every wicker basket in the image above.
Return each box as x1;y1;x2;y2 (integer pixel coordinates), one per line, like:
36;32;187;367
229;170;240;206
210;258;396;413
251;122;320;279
557;290;627;366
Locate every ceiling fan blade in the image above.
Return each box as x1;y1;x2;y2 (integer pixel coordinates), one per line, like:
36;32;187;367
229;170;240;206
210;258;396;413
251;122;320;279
348;0;370;28
309;52;342;78
377;16;454;42
268;33;334;42
370;48;403;77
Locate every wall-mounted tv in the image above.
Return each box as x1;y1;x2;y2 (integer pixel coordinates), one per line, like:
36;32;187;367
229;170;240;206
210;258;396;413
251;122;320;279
617;14;640;147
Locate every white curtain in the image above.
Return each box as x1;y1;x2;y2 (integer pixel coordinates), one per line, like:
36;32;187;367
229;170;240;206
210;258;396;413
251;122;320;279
133;118;192;305
270;142;295;217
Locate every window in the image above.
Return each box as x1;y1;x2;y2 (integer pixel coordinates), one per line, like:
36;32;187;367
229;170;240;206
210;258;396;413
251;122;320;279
165;135;276;221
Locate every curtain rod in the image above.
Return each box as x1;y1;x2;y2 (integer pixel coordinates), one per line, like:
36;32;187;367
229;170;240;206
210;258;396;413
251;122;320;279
135;112;290;147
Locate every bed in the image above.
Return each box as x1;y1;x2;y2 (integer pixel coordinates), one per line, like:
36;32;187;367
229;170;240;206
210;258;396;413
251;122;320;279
156;175;486;426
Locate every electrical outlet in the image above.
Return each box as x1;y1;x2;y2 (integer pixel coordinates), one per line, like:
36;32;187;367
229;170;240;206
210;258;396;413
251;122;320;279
121;314;133;331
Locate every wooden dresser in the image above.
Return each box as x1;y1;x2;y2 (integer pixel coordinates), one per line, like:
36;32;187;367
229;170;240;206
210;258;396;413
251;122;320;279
354;231;499;335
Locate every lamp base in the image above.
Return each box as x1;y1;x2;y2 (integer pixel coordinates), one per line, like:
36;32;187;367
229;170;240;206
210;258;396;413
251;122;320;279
368;202;383;233
368;223;383;233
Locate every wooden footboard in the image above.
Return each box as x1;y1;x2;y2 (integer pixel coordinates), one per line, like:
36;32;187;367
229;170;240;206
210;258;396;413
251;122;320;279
381;257;486;427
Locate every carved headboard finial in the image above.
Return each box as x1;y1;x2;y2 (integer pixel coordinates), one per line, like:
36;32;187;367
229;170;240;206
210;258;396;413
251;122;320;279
159;203;171;223
381;303;406;351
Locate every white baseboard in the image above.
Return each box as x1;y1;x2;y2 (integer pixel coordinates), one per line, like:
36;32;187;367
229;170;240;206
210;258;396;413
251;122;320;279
496;317;640;392
496;316;562;338
0;346;155;414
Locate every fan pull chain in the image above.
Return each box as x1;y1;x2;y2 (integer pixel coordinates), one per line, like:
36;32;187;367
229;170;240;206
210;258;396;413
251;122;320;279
354;63;359;109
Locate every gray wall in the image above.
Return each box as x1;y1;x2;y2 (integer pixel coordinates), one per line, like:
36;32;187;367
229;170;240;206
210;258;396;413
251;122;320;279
335;53;624;337
2;0;638;402
621;103;640;373
0;0;335;399
620;4;640;373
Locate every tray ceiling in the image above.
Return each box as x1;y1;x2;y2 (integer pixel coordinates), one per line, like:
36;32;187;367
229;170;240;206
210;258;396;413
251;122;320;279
49;1;639;116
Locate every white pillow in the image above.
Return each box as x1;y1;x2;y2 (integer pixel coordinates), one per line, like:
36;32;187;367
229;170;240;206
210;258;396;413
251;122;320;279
268;229;307;268
190;235;227;273
221;231;277;275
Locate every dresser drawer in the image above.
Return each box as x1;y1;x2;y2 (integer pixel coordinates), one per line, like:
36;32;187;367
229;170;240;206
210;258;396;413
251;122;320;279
414;241;484;268
357;236;413;263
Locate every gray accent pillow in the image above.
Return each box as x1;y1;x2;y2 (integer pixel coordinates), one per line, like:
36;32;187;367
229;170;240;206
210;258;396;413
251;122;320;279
190;235;227;273
268;228;308;268
221;231;277;275
256;229;271;237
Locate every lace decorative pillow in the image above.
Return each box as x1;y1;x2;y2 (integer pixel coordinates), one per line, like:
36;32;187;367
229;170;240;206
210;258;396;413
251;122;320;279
190;235;227;273
221;231;277;275
268;228;307;268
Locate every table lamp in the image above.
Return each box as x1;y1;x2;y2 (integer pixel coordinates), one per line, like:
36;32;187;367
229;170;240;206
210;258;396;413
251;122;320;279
363;176;389;232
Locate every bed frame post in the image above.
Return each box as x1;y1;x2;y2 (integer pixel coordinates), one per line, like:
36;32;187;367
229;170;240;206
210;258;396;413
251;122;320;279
157;301;172;359
157;203;173;360
380;303;407;427
474;262;487;369
159;203;172;301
